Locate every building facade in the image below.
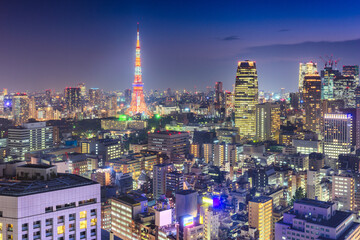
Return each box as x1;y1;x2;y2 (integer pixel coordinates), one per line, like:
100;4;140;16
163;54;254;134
234;60;258;138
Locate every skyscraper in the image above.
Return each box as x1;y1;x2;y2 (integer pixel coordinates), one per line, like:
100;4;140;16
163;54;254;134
8;122;53;160
321;66;340;99
29;96;37;119
332;173;355;211
303;73;322;133
355;86;360;108
45;89;52;105
234;60;258;138
77;82;86;97
343;65;359;85
214;81;225;117
299;62;317;94
124;89;132;105
333;75;357;108
153;163;173;200
12;93;29;125
64;87;81;111
323;113;352;159
89;88;101;108
126;24;151;116
248;196;273;240
255;102;280;141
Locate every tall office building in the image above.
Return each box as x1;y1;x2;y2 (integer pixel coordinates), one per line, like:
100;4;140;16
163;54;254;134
64;87;81;111
88;88;101;108
153;163;173;200
8;122;53;160
29;96;37;119
12;93;29;126
0;163;101;240
126;24;151;116
234;60;258;138
148;131;190;160
303;73;322;133
203;143;213;163
124;89;132;106
255;102;280;141
45;89;52;105
111;195;148;240
77;83;86;97
275;199;360;240
332;173;355;211
343;65;359;85
248;196;273;240
321;66;340;99
299;62;317;94
333;75;357;108
323;114;352;159
355;86;360;108
214;82;225;117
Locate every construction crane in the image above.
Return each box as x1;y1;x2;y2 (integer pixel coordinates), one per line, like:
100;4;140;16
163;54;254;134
319;55;340;68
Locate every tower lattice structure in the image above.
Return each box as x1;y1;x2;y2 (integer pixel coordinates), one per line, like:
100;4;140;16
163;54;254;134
126;23;151;116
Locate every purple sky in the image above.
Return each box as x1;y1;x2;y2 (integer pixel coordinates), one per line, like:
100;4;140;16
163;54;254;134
0;0;360;93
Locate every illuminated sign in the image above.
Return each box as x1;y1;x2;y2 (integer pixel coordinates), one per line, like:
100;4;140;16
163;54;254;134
202;197;213;205
119;114;127;121
183;216;193;227
213;196;221;208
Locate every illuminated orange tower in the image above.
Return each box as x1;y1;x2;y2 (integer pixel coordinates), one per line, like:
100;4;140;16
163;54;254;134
126;23;151;116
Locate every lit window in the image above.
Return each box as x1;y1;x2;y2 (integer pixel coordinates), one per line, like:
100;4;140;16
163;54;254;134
80;220;87;229
57;225;65;235
80;211;86;219
91;218;97;226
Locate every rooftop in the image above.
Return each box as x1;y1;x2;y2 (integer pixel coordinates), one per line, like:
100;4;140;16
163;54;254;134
176;190;197;195
113;195;147;205
17;164;54;169
250;196;272;203
295;211;352;228
0;173;98;197
295;198;334;209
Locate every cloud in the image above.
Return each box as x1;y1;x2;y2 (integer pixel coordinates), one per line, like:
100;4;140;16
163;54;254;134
221;35;241;41
236;39;360;92
278;29;290;32
242;38;360;63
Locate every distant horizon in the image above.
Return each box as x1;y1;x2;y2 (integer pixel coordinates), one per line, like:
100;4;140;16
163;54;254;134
1;0;359;92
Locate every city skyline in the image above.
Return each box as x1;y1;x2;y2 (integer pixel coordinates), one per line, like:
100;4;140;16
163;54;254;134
1;0;360;92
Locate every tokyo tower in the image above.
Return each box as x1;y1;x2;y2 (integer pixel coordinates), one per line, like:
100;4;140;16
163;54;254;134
126;23;151;116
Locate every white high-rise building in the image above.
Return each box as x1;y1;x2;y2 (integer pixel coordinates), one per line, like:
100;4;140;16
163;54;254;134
332;174;355;211
8;122;53;161
0;163;101;240
153;163;173;200
323;114;352;160
203;208;219;240
299;61;317;93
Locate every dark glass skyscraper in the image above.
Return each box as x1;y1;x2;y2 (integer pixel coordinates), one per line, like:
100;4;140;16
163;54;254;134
65;87;80;111
321;66;340;100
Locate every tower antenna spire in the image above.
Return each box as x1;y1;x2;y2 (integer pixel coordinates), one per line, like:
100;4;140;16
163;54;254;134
126;23;151;117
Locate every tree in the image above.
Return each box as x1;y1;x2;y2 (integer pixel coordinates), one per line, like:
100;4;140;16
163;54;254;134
290;187;306;206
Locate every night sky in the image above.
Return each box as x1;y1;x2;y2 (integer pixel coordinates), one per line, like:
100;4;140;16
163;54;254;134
1;0;360;93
